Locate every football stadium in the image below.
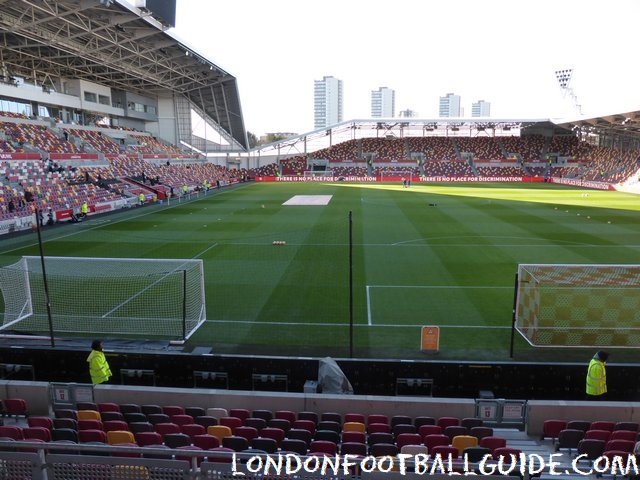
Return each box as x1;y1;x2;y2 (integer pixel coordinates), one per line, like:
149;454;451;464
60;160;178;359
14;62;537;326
1;1;640;478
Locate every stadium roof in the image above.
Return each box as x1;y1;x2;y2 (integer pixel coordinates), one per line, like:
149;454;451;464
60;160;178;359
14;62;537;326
555;109;640;137
250;117;556;159
250;113;640;160
1;0;638;157
0;0;248;150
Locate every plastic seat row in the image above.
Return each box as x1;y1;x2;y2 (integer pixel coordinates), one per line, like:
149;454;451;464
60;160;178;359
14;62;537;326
208;433;514;459
555;429;637;455
542;419;640;445
0;425;134;446
218;409;481;430
59;404;485;434
54;404;211;421
44;405;493;447
541;419;640;452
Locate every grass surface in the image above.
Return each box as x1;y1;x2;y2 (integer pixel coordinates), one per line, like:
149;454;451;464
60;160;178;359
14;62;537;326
2;181;640;363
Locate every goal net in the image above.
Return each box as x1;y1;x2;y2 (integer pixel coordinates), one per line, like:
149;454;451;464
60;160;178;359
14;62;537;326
379;170;417;181
514;264;640;348
0;256;206;341
303;170;334;177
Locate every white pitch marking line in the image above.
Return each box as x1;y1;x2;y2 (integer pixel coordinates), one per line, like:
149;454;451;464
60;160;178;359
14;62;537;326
202;319;509;328
367;285;512;289
365;284;512;327
366;285;372;326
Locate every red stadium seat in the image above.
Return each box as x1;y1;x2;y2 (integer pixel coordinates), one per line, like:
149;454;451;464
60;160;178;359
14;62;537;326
541;419;567;444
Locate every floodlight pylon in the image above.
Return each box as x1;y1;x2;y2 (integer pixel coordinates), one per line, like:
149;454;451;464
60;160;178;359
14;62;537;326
554;68;582;115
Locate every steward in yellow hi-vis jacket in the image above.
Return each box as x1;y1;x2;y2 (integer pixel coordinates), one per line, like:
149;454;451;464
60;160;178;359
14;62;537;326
586;350;609;398
87;340;112;385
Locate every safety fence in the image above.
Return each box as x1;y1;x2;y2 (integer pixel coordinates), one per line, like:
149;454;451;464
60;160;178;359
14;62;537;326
0;440;526;480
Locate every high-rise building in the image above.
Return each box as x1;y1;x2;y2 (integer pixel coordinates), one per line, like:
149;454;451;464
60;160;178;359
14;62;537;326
371;87;395;118
439;93;461;117
314;76;343;129
472;100;491;117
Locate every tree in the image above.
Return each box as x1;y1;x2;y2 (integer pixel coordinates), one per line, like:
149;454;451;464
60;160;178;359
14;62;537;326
247;131;294;148
247;131;258;149
264;133;290;144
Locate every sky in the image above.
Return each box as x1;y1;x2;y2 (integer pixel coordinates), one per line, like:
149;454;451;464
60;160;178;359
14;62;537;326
171;0;640;138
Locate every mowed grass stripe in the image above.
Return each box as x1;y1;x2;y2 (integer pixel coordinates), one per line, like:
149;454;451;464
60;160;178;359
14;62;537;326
3;181;640;361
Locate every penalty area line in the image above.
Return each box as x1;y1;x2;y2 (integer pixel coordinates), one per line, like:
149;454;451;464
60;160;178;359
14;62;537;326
367;285;512;289
366;284;512;327
193;242;219;259
201;319;505;328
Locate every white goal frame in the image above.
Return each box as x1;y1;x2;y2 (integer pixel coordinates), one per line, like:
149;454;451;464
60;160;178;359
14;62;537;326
303;170;334;177
379;169;418;181
0;256;206;342
514;263;640;348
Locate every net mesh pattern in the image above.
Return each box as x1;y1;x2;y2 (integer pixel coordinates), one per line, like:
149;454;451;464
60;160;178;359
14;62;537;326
515;264;640;347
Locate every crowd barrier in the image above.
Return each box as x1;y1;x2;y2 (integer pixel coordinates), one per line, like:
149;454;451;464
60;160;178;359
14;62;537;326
0;440;527;480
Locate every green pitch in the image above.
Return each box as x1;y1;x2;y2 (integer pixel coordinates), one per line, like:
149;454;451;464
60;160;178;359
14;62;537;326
3;181;640;362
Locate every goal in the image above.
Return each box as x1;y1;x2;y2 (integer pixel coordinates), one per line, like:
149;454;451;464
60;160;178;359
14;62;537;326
303;170;334;178
0;256;206;341
379;169;417;181
514;264;640;348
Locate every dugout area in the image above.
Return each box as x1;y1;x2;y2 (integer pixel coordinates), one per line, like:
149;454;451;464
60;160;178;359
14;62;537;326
2;338;640;400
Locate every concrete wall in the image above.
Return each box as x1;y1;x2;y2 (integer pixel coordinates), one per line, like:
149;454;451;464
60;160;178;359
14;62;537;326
4;380;639;437
95;384;476;421
0;381;51;416
0;380;475;419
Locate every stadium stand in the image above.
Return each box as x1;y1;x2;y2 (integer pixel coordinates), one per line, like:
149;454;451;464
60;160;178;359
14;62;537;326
3;0;640;477
3;118;639;235
2;389;640;479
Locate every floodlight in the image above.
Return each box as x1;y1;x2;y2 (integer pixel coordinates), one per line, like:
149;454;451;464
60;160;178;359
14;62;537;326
554;68;573;89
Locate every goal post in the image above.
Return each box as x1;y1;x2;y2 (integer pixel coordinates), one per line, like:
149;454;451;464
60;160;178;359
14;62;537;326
0;257;32;326
514;264;640;348
303;170;334;178
379;170;418;182
0;256;206;342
